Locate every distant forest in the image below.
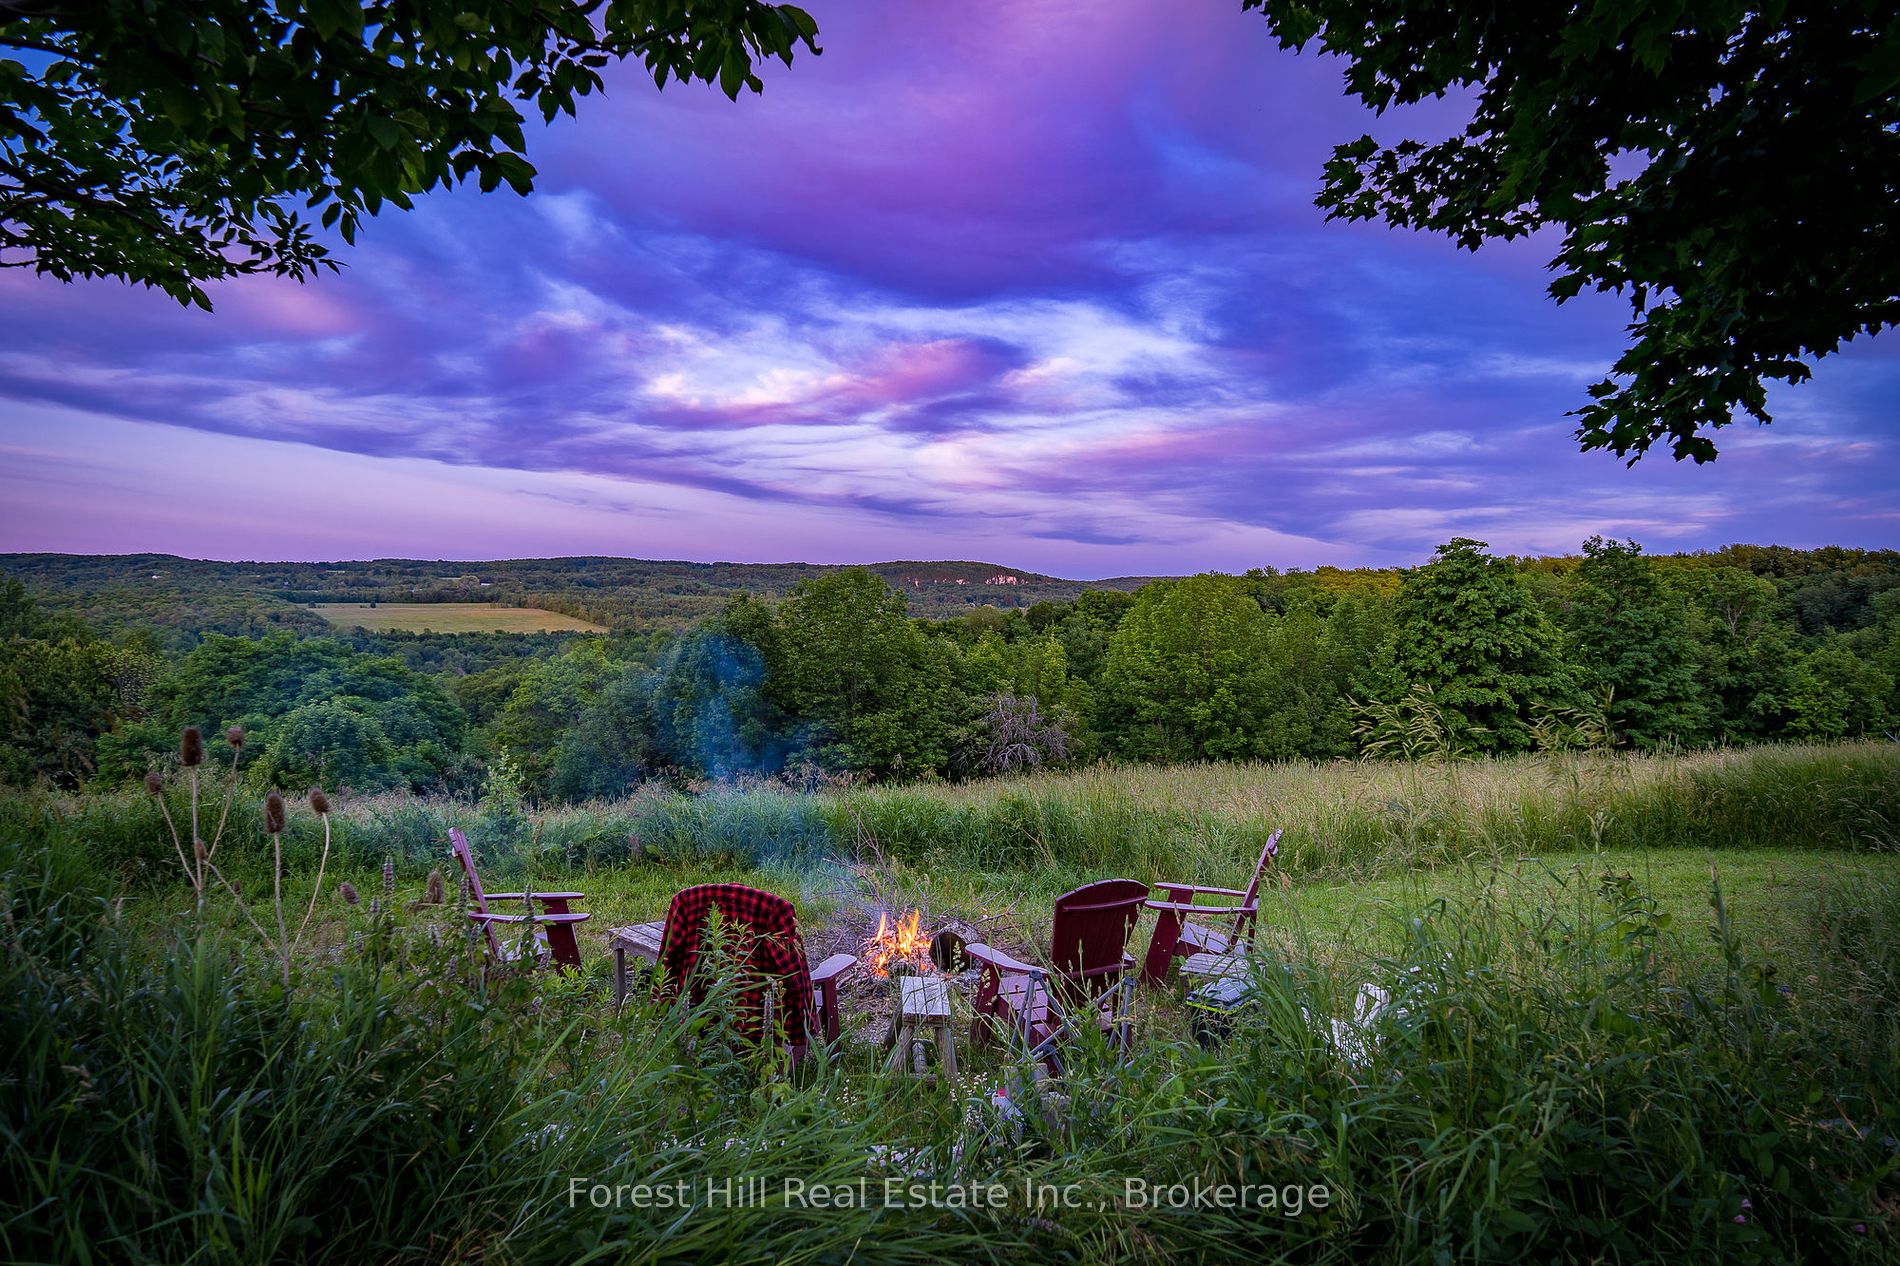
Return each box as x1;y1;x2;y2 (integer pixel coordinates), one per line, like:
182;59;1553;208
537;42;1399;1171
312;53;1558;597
0;553;1153;642
2;541;1895;800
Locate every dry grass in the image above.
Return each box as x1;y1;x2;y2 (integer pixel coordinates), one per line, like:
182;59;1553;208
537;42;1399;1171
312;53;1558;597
306;602;607;632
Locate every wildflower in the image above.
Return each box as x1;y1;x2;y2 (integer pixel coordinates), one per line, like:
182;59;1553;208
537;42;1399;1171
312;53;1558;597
144;771;163;796
309;788;330;815
225;725;245;749
264;790;286;835
383;858;395;896
339;881;360;906
179;726;204;767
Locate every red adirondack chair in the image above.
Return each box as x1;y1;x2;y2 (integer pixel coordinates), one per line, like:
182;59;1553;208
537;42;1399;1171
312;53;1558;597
967;878;1149;1075
1140;829;1282;985
449;827;589;971
652;883;858;1060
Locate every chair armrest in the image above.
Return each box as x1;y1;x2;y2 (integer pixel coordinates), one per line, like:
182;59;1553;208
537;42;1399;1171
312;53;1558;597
486;891;586;902
811;953;859;985
966;942;1045;976
1142;899;1255;916
469;912;591;925
1151;883;1249;899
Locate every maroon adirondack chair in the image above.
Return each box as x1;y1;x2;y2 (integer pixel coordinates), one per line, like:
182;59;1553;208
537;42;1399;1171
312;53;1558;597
652;883;858;1061
967;878;1149;1075
449;827;589;971
1140;829;1282;985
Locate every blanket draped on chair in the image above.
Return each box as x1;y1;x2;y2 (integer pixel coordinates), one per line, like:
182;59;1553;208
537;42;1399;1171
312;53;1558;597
654;883;818;1046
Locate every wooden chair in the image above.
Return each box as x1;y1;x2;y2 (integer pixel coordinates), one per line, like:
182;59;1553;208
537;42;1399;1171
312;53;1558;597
1139;829;1282;986
967;878;1149;1076
449;827;590;971
651;883;858;1060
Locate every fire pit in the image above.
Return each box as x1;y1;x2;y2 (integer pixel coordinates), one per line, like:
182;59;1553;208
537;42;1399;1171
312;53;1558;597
854;908;981;1080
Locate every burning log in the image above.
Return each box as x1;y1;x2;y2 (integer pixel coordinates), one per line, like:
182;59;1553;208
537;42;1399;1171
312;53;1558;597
930;922;982;973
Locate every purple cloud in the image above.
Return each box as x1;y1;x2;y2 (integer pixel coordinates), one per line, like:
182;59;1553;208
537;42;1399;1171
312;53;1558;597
0;0;1894;575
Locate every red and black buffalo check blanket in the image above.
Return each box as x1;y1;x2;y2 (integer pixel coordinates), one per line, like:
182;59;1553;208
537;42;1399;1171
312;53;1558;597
655;883;817;1046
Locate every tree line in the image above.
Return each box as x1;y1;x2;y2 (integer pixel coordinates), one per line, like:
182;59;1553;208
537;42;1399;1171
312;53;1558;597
2;538;1896;800
0;553;1133;646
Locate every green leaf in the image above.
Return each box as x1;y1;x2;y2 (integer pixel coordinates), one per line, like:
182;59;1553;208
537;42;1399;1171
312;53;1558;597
719;51;747;100
366;115;402;151
492;152;536;195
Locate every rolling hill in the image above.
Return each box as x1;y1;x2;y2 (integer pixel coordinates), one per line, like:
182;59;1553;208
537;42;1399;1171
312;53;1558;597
0;552;1159;643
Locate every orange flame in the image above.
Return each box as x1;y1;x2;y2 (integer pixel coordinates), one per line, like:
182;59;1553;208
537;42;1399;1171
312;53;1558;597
863;908;930;978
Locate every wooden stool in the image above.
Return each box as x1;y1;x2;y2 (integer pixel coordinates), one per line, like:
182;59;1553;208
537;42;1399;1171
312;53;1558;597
886;975;958;1082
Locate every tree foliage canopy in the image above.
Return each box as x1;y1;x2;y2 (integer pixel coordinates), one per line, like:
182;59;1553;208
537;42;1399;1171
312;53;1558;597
1100;573;1274;762
1369;538;1573;753
1559;536;1706;748
5;541;1897;796
0;0;819;306
1248;1;1900;463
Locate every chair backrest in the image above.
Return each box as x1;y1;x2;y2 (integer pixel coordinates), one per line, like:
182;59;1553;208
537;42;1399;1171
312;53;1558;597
656;884;816;1047
448;828;503;957
1239;829;1284;908
1047;878;1149;996
448;828;490;913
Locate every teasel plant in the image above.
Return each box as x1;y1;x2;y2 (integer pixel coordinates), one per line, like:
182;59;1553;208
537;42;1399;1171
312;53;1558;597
195;784;337;987
145;725;247;912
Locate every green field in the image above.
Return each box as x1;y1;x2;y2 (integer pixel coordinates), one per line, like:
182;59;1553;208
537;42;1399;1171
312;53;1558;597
307;601;607;632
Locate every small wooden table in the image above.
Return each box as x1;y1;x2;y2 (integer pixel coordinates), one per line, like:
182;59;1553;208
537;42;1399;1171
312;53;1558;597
607;921;665;1002
886;975;957;1082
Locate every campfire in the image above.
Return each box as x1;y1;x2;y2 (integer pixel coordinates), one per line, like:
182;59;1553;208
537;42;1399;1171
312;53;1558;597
862;908;932;978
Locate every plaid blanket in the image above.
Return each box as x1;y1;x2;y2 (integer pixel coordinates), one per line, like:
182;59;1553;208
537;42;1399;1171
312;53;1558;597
655;883;817;1046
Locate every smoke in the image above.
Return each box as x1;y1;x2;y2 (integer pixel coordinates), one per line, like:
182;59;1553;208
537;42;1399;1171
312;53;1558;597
647;628;813;784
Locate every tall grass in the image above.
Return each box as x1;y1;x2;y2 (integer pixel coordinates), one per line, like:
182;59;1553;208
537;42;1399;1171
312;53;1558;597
3;835;1895;1263
6;743;1892;891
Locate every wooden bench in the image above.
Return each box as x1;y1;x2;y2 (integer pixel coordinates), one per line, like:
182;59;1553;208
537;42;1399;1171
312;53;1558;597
607;920;665;1002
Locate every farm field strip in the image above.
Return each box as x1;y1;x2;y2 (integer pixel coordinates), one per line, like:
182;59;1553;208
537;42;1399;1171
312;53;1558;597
307;602;607;632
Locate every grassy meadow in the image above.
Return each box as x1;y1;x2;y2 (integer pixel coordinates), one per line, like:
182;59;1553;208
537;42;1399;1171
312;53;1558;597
307;602;609;633
4;742;1899;1263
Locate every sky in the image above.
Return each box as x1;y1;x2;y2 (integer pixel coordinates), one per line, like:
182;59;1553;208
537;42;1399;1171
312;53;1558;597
1;0;1896;579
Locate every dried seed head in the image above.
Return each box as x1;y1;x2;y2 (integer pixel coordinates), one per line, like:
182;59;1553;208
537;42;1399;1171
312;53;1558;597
425;869;445;904
264;790;286;835
309;788;330;815
179;727;204;767
225;725;245;749
193;839;207;865
339;881;360;906
143;771;163;796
